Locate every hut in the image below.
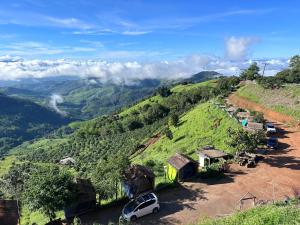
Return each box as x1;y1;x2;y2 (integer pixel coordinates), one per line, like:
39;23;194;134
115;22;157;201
167;153;198;181
59;157;76;165
0;200;19;225
123;164;155;198
64;178;96;219
198;146;228;167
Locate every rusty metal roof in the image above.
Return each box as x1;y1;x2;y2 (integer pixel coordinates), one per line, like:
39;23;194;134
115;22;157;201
168;153;195;170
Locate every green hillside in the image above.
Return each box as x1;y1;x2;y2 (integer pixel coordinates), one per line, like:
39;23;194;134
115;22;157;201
10;78;237;171
199;203;300;225
1;77;240;223
1;72;218;120
0;93;69;156
134;101;240;179
236;83;300;120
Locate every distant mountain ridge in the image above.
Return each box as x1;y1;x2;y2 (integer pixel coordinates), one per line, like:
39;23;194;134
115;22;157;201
0;71;220;120
0;93;69;156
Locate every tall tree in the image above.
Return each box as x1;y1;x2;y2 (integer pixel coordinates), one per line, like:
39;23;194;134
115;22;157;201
240;63;260;80
22;165;75;221
91;153;130;204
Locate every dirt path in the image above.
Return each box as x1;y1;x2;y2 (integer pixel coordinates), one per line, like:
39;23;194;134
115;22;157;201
80;100;300;225
228;94;296;125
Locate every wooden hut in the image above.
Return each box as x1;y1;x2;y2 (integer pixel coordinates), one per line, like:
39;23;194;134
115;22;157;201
123;164;155;198
0;200;19;225
64;178;96;219
167;153;198;181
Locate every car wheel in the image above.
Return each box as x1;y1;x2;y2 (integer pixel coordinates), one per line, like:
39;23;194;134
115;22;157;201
130;215;138;221
153;207;159;214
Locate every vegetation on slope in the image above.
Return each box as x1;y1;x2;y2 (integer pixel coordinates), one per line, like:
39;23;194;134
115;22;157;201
1;77;240;222
198;203;300;225
0;93;69;156
1;71;218;120
134;101;240;180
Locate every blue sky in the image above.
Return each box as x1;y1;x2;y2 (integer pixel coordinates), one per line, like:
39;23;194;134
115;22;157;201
0;0;299;60
0;0;299;80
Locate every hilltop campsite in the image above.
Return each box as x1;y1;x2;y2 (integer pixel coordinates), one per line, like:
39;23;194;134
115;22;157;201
1;1;300;223
0;55;300;225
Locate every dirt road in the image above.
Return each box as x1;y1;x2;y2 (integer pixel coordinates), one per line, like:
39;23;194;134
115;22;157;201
80;98;300;225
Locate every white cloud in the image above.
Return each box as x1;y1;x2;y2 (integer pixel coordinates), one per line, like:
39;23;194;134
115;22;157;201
44;17;92;29
122;31;151;36
49;94;67;116
225;36;259;60
0;54;288;83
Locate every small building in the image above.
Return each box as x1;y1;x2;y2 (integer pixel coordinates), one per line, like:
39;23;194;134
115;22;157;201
198;146;229;167
0;200;19;225
59;157;76;166
123;164;155;198
64;178;96;219
167;153;198;181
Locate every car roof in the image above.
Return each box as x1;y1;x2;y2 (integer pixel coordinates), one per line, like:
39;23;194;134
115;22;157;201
136;193;156;203
268;137;278;140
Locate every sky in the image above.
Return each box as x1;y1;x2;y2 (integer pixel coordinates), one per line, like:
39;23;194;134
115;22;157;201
0;0;299;81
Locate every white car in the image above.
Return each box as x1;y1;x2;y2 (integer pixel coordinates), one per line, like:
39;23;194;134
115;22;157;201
266;123;276;133
122;193;160;221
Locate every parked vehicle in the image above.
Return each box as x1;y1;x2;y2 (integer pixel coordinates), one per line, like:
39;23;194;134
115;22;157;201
121;193;160;221
265;123;276;133
267;137;278;149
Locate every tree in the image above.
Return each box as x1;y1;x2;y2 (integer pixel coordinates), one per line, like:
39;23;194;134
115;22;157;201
240;63;260;80
227;128;264;153
257;76;282;89
22;165;75;221
91;153;130;204
169;113;179;127
157;86;172;97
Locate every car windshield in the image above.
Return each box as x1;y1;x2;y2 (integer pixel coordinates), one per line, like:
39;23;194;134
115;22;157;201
268;125;275;128
124;200;139;214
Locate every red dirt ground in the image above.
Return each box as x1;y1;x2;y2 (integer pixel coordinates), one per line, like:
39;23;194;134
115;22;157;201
80;97;300;225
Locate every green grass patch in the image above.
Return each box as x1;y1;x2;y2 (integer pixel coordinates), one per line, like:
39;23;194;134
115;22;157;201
198;204;300;225
0;155;17;177
236;83;300;120
20;205;64;225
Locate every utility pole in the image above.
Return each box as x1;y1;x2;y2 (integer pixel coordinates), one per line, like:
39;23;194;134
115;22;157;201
262;62;269;77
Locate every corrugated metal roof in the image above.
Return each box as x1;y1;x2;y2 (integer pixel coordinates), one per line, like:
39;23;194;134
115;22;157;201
199;149;228;159
167;153;194;170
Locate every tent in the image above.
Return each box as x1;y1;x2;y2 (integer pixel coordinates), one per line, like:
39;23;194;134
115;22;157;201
242;119;248;127
167;153;198;181
123;164;155;198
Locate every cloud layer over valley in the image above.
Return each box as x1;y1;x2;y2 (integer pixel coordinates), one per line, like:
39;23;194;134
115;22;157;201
0;53;288;84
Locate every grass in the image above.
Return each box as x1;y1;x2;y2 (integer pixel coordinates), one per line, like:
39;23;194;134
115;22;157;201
0;155;17;177
198;204;300;225
134;101;240;183
20;205;64;225
171;80;217;93
236;83;300;120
